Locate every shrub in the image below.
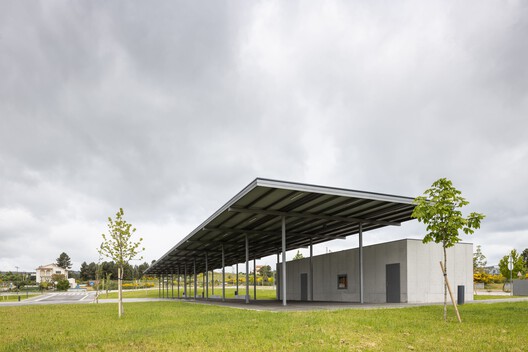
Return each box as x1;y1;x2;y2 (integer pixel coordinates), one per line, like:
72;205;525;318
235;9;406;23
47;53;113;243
474;273;505;284
56;279;70;291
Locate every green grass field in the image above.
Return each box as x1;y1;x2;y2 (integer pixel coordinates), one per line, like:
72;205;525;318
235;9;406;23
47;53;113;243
1;300;528;351
101;286;277;300
473;295;520;300
0;293;40;302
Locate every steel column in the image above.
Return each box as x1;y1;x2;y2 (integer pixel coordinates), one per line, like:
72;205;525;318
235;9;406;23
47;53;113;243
177;267;180;298
282;216;287;306
193;258;197;300
253;258;257;300
276;252;279;300
212;270;214;296
310;237;313;301
359;222;364;304
236;263;239;296
158;274;161;298
245;234;249;304
205;252;209;300
222;244;225;302
171;273;174;299
184;264;187;299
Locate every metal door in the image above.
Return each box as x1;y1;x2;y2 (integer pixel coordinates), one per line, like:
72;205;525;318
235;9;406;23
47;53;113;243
386;263;400;303
300;273;308;301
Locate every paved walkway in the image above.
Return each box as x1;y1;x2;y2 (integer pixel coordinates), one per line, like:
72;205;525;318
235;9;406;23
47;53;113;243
174;296;528;312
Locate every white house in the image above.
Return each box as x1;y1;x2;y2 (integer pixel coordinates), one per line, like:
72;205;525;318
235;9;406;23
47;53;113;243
35;263;68;283
279;239;473;304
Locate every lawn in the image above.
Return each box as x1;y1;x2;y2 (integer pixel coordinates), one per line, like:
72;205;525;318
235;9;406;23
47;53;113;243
0;293;40;302
101;286;277;300
1;301;528;351
473;295;520;300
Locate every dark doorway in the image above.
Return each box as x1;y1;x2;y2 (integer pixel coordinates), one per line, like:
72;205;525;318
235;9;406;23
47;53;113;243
386;263;400;303
300;273;308;301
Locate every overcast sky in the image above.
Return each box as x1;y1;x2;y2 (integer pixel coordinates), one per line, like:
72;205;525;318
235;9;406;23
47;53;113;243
1;1;527;273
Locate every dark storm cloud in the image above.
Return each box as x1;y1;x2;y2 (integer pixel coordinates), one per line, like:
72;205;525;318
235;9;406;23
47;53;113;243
1;0;527;271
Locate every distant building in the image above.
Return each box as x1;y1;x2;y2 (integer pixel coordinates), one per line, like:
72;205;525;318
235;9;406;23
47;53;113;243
35;264;68;283
484;265;500;275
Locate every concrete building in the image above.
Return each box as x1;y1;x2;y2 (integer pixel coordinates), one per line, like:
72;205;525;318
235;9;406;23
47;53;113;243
279;239;473;303
35;263;68;283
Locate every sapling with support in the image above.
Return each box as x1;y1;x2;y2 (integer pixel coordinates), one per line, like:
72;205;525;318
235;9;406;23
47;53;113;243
99;208;144;318
412;178;484;322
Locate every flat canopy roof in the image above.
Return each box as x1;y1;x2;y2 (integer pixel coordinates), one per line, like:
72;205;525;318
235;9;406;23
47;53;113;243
146;178;416;275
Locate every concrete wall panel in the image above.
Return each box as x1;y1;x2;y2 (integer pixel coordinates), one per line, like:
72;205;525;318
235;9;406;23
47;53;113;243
282;239;473;304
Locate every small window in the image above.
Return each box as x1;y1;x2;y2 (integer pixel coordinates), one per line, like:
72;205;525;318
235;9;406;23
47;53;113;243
56;271;62;274
337;274;347;289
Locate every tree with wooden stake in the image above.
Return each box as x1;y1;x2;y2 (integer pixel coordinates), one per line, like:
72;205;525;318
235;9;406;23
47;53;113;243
99;208;144;318
412;178;485;322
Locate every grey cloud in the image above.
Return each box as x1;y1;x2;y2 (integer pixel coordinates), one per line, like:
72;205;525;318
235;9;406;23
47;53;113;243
0;0;527;270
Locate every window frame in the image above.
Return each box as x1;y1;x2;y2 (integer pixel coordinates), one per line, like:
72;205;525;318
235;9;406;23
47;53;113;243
337;274;348;290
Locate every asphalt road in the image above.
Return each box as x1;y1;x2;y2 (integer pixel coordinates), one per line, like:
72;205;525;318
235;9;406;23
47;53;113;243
1;292;96;306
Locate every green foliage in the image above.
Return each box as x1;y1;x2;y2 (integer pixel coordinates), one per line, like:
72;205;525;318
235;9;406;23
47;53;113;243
98;208;144;317
293;250;304;260
473;245;487;273
99;208;144;267
412;178;485;248
473;272;504;284
258;265;272;283
51;273;65;282
56;252;72;270
522;248;528;267
80;260;148;281
498;249;526;281
79;261;96;281
412;178;485;321
56;279;70;291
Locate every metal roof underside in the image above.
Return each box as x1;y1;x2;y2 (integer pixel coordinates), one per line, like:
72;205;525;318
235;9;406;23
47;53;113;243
146;178;416;275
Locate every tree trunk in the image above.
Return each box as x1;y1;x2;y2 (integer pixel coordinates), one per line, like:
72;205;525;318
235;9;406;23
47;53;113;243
443;243;447;322
118;267;123;318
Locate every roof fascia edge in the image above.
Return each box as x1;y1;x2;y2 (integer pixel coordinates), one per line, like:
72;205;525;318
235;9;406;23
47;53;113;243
255;178;416;204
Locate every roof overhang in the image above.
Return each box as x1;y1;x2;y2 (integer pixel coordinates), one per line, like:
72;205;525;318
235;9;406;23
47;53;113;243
146;178;416;275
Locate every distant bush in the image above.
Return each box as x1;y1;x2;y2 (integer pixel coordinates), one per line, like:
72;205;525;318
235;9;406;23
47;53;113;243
56;279;70;291
474;273;505;284
121;282;156;290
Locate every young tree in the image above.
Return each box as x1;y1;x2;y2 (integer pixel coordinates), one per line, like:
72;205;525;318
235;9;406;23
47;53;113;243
293;250;304;260
522;248;528;268
498;249;525;281
56;252;72;272
99;208;144;318
473;245;487;273
258;265;272;285
412;178;485;322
